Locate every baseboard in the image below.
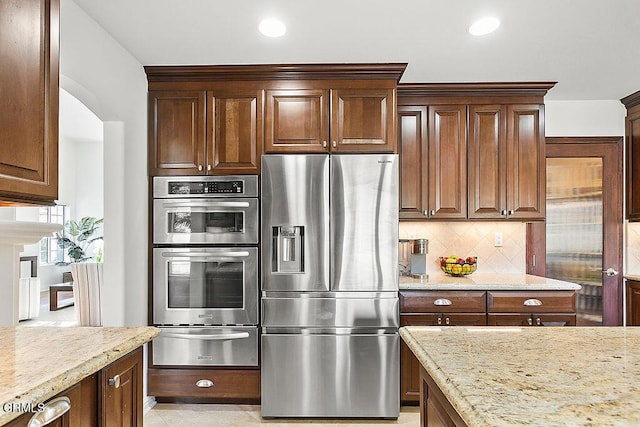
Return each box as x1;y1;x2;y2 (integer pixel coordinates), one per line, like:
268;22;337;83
143;395;157;414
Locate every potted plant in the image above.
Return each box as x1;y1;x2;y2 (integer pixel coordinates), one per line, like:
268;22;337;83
55;216;104;326
55;216;103;265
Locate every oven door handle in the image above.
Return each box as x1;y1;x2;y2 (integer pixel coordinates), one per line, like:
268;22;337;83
161;251;250;258
162;332;250;341
161;201;251;208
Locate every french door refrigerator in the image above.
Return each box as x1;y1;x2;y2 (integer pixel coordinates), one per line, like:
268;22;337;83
261;154;399;418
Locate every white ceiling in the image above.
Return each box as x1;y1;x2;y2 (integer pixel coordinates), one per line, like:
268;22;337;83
72;0;640;101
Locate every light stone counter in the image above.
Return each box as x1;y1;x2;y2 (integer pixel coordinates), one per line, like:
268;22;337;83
400;272;581;291
0;326;160;424
624;274;640;281
400;326;640;427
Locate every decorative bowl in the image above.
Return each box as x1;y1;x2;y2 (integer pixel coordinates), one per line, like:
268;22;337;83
439;256;477;277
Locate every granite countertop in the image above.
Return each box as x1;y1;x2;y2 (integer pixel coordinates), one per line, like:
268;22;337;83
624;274;640;281
0;326;160;424
400;326;640;427
400;273;581;291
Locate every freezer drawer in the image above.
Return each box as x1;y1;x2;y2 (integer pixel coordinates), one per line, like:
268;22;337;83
261;332;400;418
153;327;258;367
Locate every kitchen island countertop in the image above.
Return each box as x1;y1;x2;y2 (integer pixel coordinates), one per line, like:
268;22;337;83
400;273;581;291
0;326;159;424
400;326;640;426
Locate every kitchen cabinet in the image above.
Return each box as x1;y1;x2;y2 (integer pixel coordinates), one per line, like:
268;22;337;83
627;279;640;326
621;90;640;221
486;290;576;326
146;64;405;173
421;366;467;427
398;83;554;221
399;290;486;405
264;87;397;153
0;0;59;205
148;89;262;176
5;348;143;427
148;368;260;403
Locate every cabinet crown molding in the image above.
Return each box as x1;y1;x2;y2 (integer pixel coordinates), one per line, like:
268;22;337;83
145;63;407;83
621;90;640;108
398;82;556;98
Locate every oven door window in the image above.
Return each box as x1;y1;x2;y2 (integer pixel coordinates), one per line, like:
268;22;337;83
167;211;244;235
167;260;243;309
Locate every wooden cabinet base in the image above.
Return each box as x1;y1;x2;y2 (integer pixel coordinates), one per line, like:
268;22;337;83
148;368;260;403
421;366;467;427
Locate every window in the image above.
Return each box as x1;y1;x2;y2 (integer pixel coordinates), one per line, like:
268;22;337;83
39;205;69;265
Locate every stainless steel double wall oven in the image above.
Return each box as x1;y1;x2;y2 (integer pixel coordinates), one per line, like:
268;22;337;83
152;176;259;367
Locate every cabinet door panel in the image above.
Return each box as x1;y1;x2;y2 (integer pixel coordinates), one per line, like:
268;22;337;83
468;105;506;219
331;89;396;152
149;91;206;175
627;280;640;326
626;108;640;221
428;105;467;218
400;314;439;404
208;91;262;174
0;0;58;202
265;89;329;153
101;348;142;427
487;314;532;326
398;106;428;219
506;104;545;220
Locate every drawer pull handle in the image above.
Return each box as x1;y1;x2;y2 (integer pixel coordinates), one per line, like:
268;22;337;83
434;298;452;306
196;379;214;388
28;397;71;427
523;298;543;307
108;375;121;389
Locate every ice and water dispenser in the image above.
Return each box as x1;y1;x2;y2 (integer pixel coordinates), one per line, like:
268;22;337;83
272;226;304;273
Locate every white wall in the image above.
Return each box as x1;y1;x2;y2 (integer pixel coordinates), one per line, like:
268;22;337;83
545;100;626;136
61;0;148;326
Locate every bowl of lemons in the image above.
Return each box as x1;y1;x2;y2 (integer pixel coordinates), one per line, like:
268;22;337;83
439;255;477;277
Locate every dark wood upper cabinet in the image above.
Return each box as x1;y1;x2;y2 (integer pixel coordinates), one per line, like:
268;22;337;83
0;0;59;205
621;90;640;221
264;89;329;152
146;64;406;169
506;104;545;220
428;105;467;219
468;105;507;219
149;91;206;175
398;106;428;219
207;90;263;174
397;83;555;221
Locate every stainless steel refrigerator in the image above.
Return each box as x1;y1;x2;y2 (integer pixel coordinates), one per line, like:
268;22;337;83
260;154;399;419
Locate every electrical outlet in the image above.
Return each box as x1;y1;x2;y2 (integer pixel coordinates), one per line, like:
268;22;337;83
494;232;503;247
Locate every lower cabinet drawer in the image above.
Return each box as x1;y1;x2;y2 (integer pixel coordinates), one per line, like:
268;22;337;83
148;368;260;401
400;290;486;313
487;291;576;313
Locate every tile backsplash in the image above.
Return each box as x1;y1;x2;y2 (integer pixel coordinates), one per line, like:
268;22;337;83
399;222;526;274
626;222;640;274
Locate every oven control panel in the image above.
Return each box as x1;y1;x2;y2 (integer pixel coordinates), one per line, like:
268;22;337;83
168;180;244;195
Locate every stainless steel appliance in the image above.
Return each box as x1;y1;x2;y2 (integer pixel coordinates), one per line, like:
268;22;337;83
153;175;258;245
152;176;259;367
260;154;399;418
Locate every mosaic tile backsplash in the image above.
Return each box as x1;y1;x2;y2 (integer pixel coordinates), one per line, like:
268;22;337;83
399;222;527;274
626;222;640;274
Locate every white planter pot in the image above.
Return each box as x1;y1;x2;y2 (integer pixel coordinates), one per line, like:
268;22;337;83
70;262;103;326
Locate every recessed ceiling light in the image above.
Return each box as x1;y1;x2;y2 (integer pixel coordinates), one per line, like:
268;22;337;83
468;17;500;36
259;18;286;38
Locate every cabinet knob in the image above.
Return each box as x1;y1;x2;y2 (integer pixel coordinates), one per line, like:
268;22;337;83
332;141;337;148
196;379;214;388
322;141;327;148
523;298;543;307
430;210;435;216
500;209;507;216
527;317;533;326
423;210;429;216
445;317;450;326
108;375;121;389
437;317;442;325
27;397;71;427
207;164;212;171
509;209;515;215
197;165;203;172
536;317;542;326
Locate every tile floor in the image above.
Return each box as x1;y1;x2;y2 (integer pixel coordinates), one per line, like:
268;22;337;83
144;404;420;427
18;290;77;327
